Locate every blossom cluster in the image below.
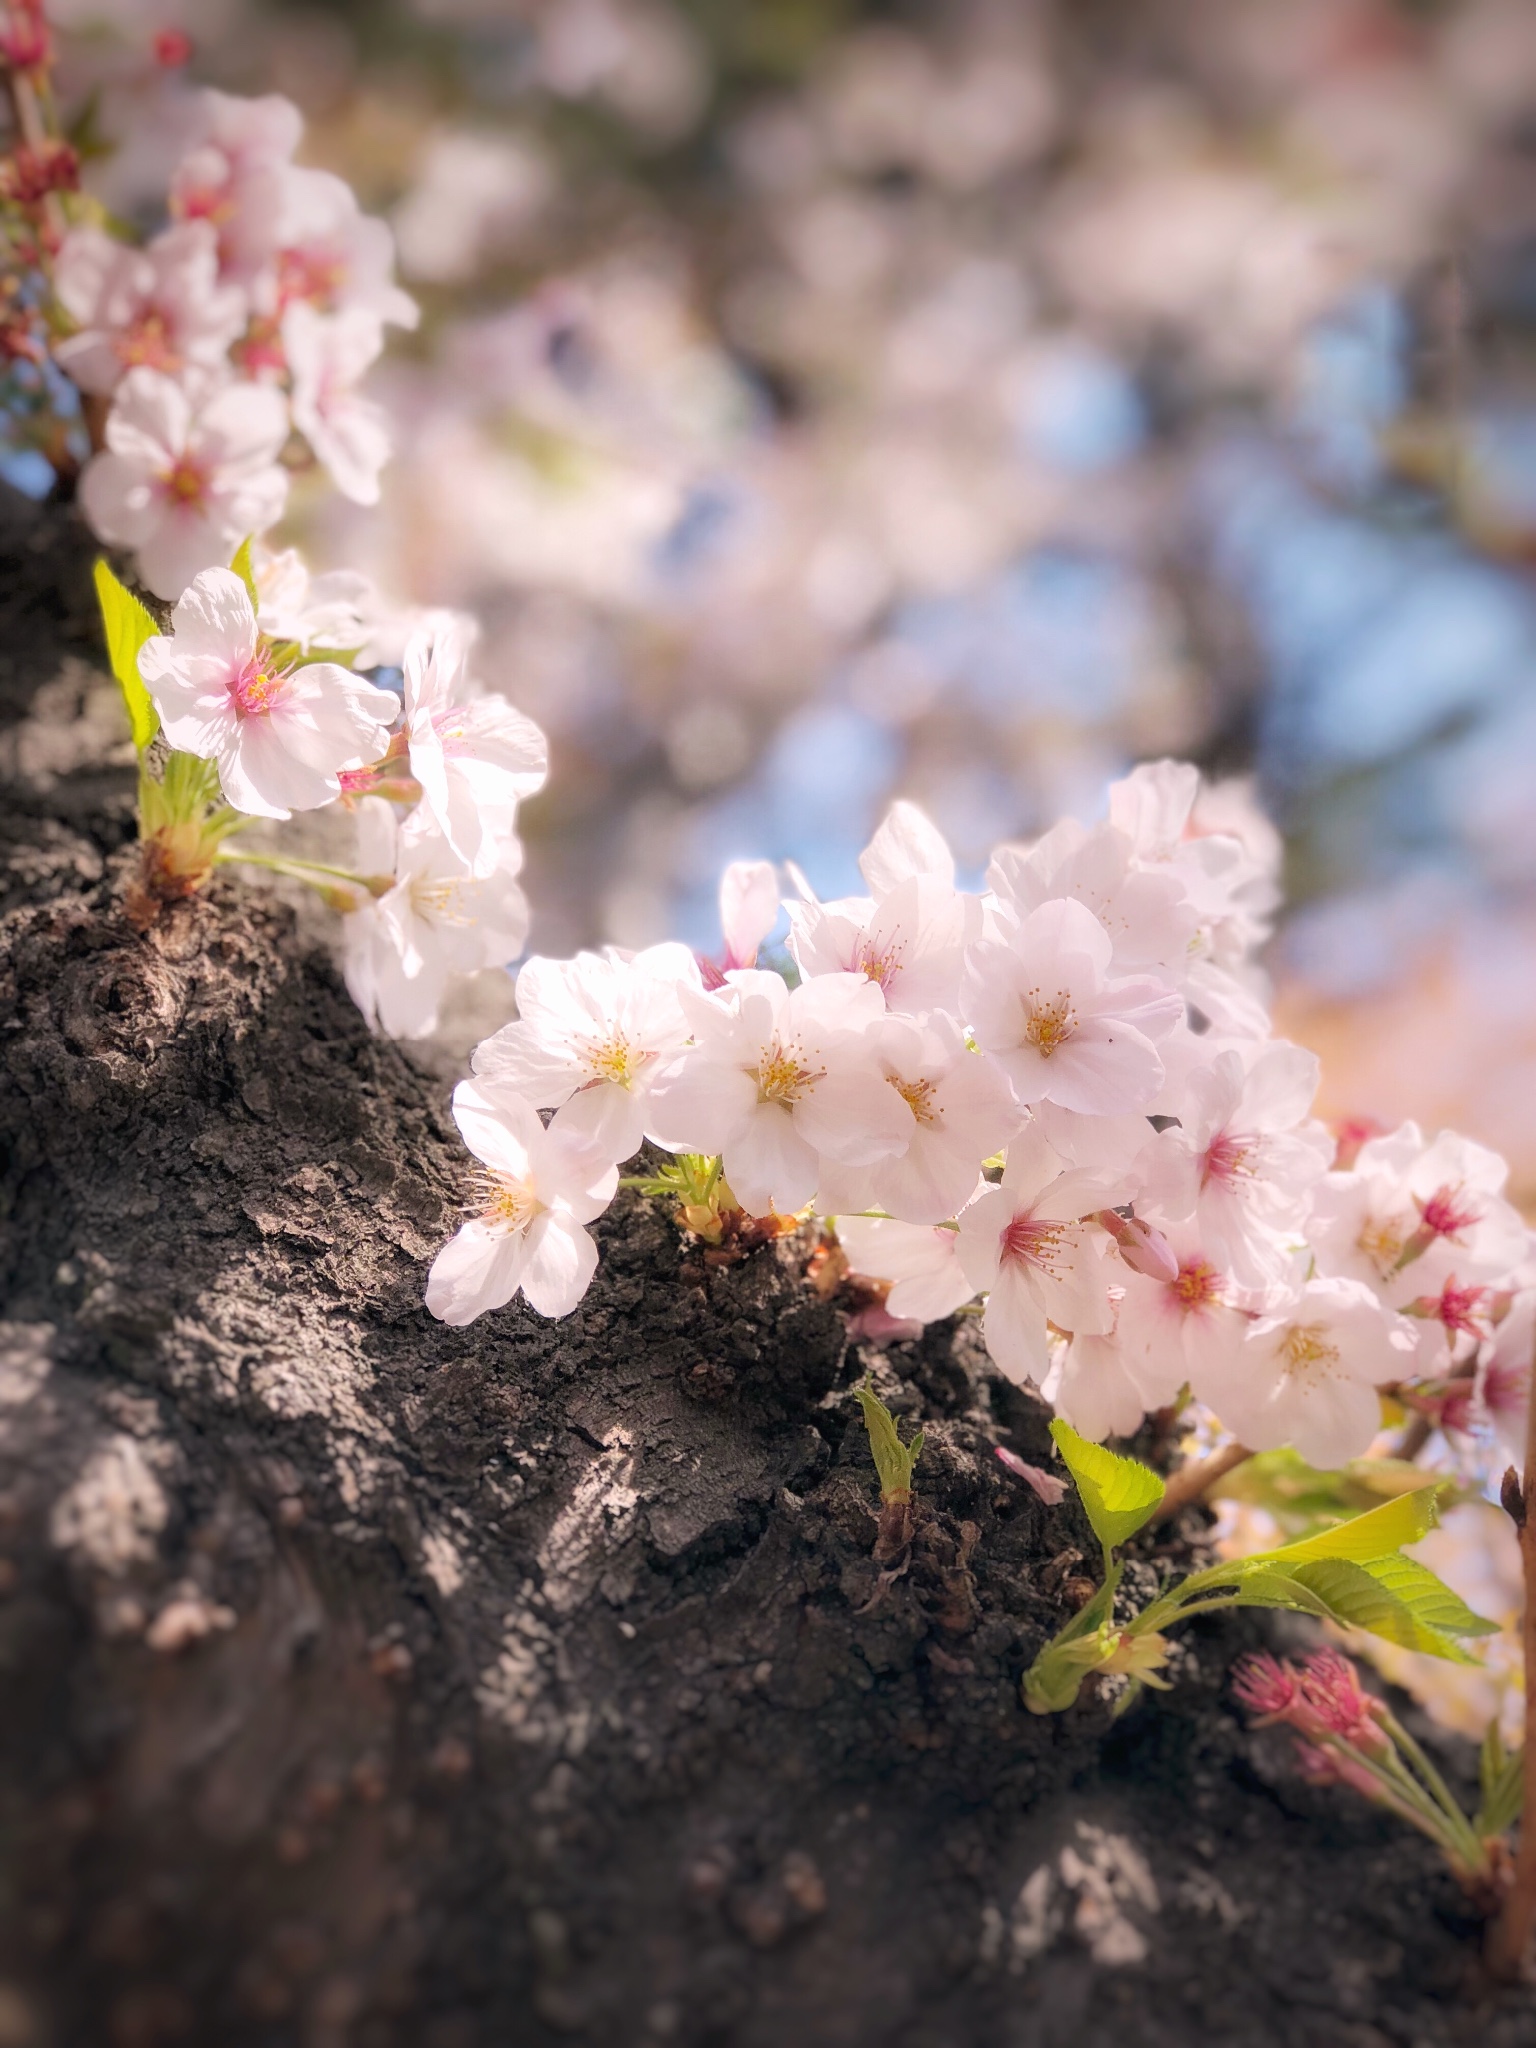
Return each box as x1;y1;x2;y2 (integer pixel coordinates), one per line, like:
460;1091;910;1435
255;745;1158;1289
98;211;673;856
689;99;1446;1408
55;88;414;597
427;761;1534;1474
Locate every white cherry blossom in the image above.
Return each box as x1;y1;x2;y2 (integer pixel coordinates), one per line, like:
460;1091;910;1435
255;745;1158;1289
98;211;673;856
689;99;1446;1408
283;302;392;506
858;799;958;897
788;872;973;1018
79;369;290;600
987;814;1197;981
472;944;700;1164
402;615;549;877
425;1080;617;1325
1197;1276;1415;1467
342;800;529;1039
836;1210;977;1325
815;1011;1020;1224
646;970;912;1218
963;896;1183;1115
955;1126;1115;1386
709;859;780;980
253;544;376;654
137;569;399;819
53;223;246;397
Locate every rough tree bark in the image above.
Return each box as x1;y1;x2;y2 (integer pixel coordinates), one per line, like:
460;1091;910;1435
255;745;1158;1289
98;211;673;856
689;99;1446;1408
0;488;1532;2048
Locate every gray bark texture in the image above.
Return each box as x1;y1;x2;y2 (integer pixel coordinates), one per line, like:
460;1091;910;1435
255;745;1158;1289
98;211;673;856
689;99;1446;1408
1;487;1533;2048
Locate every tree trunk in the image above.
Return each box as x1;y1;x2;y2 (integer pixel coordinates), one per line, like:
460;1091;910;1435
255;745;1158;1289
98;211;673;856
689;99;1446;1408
0;489;1527;2048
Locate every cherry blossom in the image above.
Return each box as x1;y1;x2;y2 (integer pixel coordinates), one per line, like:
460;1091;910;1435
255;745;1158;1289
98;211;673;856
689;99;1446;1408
954;1125;1115;1385
857;799;958;897
342;800;530;1039
137;569;399;819
265;167;419;331
987;813;1197;981
963;896;1183;1114
788;872;973;1019
79;369;290;600
1197;1276;1415;1466
252;545;376;655
815;1010;1020;1224
53;223;246;397
711;859;780;979
1162;1040;1333;1291
835;1210;978;1325
471;944;700;1163
169;89;303;283
646;970;912;1217
402;615;549;877
425;1080;617;1325
283;302;392;506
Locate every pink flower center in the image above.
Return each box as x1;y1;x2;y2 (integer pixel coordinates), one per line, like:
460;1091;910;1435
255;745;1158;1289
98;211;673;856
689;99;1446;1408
174;178;237;229
1171;1258;1222;1311
115;308;179;373
228;656;285;720
1001;1211;1069;1276
1417;1182;1481;1241
1200;1129;1253;1188
1433;1278;1490;1338
159;453;209;508
277;242;348;312
232;315;287;378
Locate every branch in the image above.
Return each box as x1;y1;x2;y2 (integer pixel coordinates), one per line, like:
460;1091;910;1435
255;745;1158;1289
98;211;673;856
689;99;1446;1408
1486;1361;1536;1979
1150;1440;1252;1525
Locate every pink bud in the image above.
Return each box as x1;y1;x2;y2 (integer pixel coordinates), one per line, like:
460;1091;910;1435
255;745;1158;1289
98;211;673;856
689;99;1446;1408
1097;1210;1180;1282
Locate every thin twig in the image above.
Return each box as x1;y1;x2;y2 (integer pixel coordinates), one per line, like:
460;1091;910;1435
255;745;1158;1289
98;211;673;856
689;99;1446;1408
1151;1440;1252;1525
1486;1348;1536;1978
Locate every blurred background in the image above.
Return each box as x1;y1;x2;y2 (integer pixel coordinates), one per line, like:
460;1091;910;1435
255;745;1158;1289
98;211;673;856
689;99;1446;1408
27;0;1536;1194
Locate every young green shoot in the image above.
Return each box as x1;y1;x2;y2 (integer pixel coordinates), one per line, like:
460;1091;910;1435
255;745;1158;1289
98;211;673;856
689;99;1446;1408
1023;1421;1496;1717
855;1379;924;1563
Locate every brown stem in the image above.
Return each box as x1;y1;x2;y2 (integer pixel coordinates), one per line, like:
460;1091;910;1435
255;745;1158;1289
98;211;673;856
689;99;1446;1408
1486;1362;1536;1979
4;60;67;253
1151;1440;1252;1525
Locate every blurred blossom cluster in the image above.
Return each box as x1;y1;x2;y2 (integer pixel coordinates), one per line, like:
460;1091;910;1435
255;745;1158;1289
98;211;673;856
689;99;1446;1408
12;0;1536;1188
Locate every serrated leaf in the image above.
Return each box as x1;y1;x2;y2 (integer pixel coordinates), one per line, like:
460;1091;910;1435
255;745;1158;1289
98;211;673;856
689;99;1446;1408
855;1382;923;1502
1354;1553;1499;1639
1216;1448;1468;1540
1049;1418;1164;1553
230;537;260;607
93;558;160;753
1261;1486;1442;1565
1287;1557;1478;1663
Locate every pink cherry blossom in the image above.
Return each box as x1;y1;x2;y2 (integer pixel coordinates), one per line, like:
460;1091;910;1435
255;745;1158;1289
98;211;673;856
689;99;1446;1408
137;568;399;819
402;615;549;877
169;89;303;283
53;222;246;397
283;302;392;505
955;1125;1115;1385
835;1209;978;1325
79;369;290;600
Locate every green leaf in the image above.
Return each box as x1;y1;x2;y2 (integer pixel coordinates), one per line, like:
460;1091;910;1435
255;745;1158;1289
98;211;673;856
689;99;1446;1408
1285;1557;1478;1663
1049;1418;1164;1553
1186;1562;1337;1620
1216;1447;1469;1541
93;558;160;753
230;537;260;607
1354;1553;1500;1639
855;1382;923;1502
1260;1486;1443;1565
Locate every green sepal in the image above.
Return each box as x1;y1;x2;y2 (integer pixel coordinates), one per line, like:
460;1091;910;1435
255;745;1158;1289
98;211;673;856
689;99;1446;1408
230;537;260;607
93;558;160;753
1049;1418;1164;1554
